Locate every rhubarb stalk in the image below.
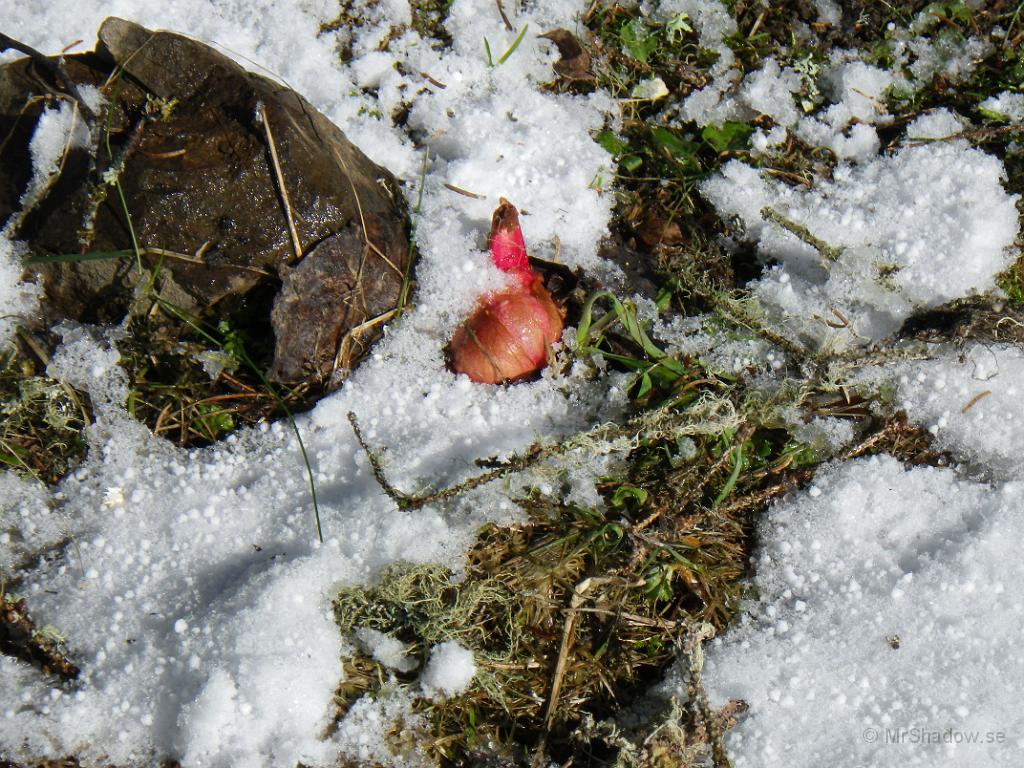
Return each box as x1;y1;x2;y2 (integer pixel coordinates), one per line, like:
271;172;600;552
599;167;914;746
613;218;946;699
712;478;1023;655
449;199;564;384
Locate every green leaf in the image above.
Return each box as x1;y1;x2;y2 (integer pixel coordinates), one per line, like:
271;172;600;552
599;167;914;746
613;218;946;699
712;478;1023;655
596;129;628;156
598;522;625;545
713;442;745;506
575;289;615;347
665;11;693;43
497;24;529;65
612;299;665;360
620;18;659;64
195;403;235;438
642;563;674;602
621;154;643;172
651;127;699;163
610;487;651;512
655;285;673;311
633;371;653;400
978;106;1011;123
701;121;754;152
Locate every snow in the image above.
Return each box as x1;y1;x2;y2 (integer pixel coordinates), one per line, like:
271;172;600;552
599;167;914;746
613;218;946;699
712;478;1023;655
979;90;1024;122
794;58;895;161
355;628;417;673
3;1;1024;766
871;344;1024;482
0;238;39;349
674;10;989;165
651;0;737;75
0;0;623;765
700;111;1020;349
740;58;802;128
790;416;856;456
677;456;1024;767
419;641;476;701
14;100;92;218
813;0;841;26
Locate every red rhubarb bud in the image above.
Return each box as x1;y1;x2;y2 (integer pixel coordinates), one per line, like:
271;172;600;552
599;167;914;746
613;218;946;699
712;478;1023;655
449;199;565;384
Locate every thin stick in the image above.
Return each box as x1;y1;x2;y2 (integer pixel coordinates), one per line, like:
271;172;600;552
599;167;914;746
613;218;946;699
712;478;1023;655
0;32;96;123
349;394;727;512
349;411;549;510
495;0;514;30
348;412;410;509
332;308;399;378
962;390;991;414
332;146;405;277
761;206;844;263
533;577;606;766
444;183;486;199
257;103;303;264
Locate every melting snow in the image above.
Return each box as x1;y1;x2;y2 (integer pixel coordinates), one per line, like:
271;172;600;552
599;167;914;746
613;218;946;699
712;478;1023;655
701;111;1019;349
0;0;622;764
679;456;1024;767
2;1;1024;767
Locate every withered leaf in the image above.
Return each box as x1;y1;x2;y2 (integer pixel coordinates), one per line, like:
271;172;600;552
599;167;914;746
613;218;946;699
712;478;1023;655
538;28;596;85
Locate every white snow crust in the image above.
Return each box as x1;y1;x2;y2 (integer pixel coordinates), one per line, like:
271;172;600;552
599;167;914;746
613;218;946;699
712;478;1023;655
683;456;1024;767
0;0;622;765
419;641;476;701
2;1;1024;767
700;112;1020;349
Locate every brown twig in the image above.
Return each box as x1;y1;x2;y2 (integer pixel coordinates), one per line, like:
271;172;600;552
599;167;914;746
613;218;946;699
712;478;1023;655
444;182;486;199
533;576;609;766
347;411;545;510
0;32;96;123
961;390;991;414
496;0;514;31
761;206;844;264
257;103;303;264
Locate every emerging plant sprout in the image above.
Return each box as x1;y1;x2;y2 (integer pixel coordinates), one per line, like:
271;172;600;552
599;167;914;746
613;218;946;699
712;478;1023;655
449;199;564;384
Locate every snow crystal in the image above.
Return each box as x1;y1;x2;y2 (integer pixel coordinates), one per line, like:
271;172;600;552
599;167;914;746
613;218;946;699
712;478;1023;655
877;344;1024;481
905;34;991;86
751;125;787;155
794;59;894;161
650;0;737;75
791;417;856;455
903;108;967;141
0;238;39;349
333;686;428;766
47;324;130;415
689;456;1024;768
0;473;57;574
740;58;802;129
355;627;417;673
701;115;1020;348
979;90;1024;122
656;314;776;379
813;0;841;26
0;0;625;764
679;51;896;162
13;100;91;217
420;641;476;701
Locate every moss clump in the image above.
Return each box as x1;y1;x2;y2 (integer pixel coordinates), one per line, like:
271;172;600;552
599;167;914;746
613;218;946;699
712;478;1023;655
0;341;88;484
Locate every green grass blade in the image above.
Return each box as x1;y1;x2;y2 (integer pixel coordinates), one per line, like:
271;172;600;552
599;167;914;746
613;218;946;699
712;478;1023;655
497;24;529;65
155;297;324;543
24;250;134;265
713;442;745;506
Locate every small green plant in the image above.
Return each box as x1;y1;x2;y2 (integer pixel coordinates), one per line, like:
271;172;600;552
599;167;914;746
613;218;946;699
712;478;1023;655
576;290;696;405
484;24;529;67
620;17;660;64
0;346;87;484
